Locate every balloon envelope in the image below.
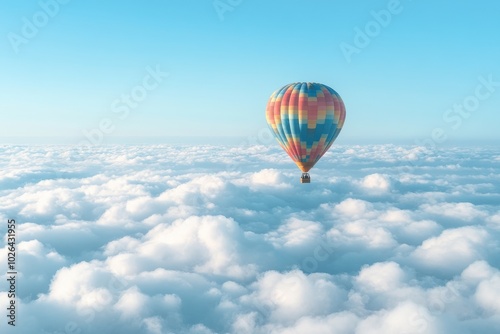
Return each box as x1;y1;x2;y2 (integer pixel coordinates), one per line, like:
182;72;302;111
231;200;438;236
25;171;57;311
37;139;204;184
265;82;346;172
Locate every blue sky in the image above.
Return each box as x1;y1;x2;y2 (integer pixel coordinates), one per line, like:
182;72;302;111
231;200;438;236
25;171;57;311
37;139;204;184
0;0;499;144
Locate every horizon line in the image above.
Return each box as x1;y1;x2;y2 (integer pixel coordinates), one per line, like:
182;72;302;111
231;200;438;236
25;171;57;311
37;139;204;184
0;136;497;147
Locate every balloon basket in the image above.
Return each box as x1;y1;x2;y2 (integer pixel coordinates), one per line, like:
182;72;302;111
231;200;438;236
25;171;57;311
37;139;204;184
300;173;311;183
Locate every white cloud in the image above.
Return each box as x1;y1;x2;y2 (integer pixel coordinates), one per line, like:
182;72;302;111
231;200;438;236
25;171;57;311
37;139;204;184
242;270;345;324
487;212;500;229
264;312;359;334
0;239;66;300
159;175;226;205
461;260;497;284
359;173;391;193
43;261;115;307
333;198;375;220
420;202;486;222
379;209;412;225
356;262;407;293
106;215;260;279
142;317;164;334
234;168;292;189
474;275;500;314
328;221;397;249
266;217;323;248
411;226;489;275
356;302;441;334
1;144;499;334
114;286;149;318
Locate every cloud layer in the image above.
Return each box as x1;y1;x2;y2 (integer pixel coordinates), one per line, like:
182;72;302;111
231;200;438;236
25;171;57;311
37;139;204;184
1;144;500;333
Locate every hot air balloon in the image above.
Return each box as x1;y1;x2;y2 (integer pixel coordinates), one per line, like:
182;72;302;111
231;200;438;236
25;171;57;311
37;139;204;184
265;82;346;183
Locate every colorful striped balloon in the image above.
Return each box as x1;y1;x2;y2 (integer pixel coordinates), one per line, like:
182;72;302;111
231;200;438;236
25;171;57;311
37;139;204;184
265;82;346;173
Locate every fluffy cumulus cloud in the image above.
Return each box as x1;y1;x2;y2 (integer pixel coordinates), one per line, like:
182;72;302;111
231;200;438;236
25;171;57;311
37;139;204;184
1;144;500;333
410;226;490;275
359;173;391;193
